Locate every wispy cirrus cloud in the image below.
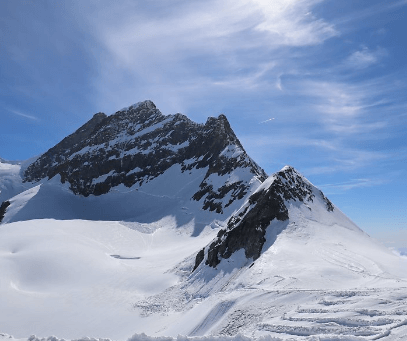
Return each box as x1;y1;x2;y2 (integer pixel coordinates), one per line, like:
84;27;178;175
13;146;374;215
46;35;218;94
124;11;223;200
3;0;405;185
252;0;338;46
240;132;389;174
287;72;405;137
70;0;338;114
8;109;38;121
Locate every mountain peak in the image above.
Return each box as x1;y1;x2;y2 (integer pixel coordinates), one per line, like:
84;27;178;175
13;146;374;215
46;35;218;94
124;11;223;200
21;100;266;217
280;165;295;173
92;112;107;121
138;99;156;109
203;113;242;149
193;167;335;270
205;114;229;125
277;165;307;181
119;100;157;112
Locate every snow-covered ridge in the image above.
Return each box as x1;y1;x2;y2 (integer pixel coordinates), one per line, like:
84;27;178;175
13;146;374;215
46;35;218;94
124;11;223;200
193;166;339;270
23;101;266;197
2;100;266;223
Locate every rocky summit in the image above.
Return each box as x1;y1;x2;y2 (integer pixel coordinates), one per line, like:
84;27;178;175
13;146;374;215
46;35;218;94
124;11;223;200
22;100;266;215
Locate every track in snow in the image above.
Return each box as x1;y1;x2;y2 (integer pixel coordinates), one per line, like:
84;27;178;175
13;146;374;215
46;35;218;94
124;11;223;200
189;301;235;336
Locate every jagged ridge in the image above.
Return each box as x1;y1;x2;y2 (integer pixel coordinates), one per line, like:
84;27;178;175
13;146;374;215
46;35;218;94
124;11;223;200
194;166;334;270
23;100;267;214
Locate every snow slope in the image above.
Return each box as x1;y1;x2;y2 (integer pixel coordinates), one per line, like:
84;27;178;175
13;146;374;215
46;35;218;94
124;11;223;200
149;215;407;340
1;163;257;233
140;169;407;340
0;218;219;340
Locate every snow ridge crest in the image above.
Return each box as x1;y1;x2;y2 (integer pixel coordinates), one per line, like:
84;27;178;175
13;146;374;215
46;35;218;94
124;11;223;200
193;166;335;270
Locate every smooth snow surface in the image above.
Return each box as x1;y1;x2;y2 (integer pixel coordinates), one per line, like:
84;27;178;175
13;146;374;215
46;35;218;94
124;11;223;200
0;219;217;340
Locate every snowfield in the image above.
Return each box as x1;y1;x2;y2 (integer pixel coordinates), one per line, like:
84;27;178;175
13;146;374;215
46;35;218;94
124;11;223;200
1;213;407;341
0;218;219;339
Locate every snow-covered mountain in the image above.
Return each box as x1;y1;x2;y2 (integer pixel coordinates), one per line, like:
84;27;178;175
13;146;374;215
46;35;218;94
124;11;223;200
193;166;335;271
0;100;266;224
1;101;407;341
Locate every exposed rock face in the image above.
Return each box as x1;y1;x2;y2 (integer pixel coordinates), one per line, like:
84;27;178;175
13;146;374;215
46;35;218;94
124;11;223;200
24;100;266;213
0;201;10;223
193;166;334;270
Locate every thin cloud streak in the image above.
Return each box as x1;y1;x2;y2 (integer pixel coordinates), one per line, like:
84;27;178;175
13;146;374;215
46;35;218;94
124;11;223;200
259;118;275;124
9;109;38;121
318;178;387;192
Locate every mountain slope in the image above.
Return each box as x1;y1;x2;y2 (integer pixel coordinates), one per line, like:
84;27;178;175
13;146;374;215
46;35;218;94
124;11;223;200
193;166;335;270
2;101;266;225
135;168;407;339
189;166;396;287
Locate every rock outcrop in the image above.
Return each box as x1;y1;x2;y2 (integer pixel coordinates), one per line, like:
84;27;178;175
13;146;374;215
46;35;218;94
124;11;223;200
193;166;334;270
0;200;10;223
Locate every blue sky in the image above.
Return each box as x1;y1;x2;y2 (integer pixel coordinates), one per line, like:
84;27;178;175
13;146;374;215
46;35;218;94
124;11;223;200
1;0;406;241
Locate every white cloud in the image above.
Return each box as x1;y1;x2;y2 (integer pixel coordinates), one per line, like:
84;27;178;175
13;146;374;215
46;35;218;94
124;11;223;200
317;178;387;192
291;78;394;135
252;0;338;45
345;47;387;69
72;0;338;113
91;0;337;62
